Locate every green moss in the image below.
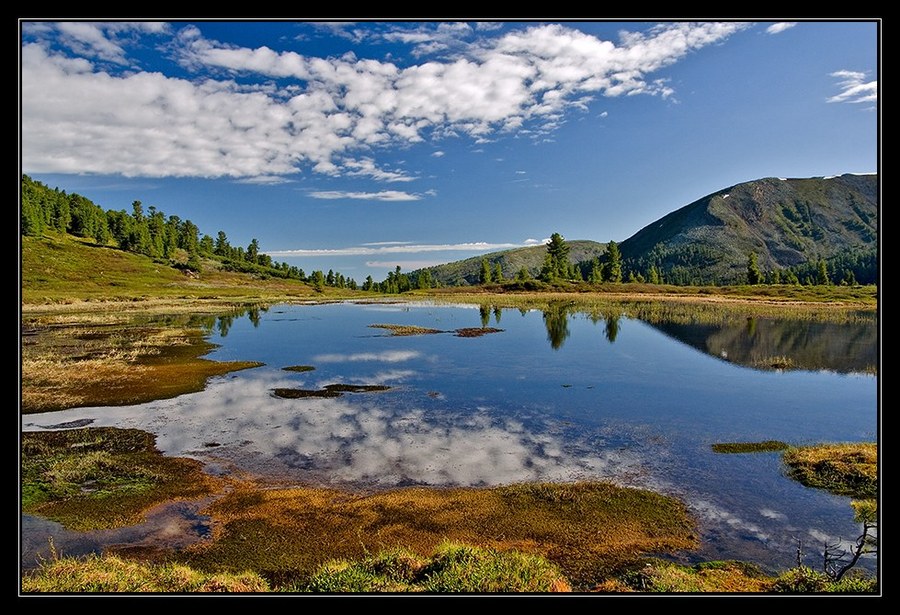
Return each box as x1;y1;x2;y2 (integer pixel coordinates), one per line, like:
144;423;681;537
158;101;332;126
712;440;790;454
21;427;221;531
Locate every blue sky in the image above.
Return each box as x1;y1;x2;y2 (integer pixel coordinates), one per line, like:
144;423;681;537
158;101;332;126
20;20;878;282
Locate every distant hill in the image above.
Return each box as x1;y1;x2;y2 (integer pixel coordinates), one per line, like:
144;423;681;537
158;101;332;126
618;174;877;285
415;240;607;286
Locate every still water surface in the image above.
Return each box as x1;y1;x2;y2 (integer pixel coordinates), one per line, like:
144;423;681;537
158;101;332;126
22;301;878;575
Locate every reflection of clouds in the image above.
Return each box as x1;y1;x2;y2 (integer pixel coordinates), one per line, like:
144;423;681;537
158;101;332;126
314;350;422;363
23;373;645;489
689;499;770;543
760;508;787;521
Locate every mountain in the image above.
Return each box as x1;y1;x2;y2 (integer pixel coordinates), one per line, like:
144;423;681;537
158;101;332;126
415;240;607;286
618;174;878;285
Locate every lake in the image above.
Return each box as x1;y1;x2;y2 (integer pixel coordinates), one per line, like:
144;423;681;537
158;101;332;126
21;300;878;576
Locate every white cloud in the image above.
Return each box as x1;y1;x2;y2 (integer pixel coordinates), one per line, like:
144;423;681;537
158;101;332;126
266;240;532;257
308;190;425;201
52;21;170;64
234;175;294;185
22;22;748;181
341;157;416;182
431;150;445;157
828;70;878;104
765;22;797;35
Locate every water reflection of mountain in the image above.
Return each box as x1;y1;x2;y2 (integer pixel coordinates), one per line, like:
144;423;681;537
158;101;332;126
644;318;877;374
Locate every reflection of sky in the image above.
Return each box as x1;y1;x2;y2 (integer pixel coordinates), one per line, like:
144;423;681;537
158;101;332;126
23;371;645;489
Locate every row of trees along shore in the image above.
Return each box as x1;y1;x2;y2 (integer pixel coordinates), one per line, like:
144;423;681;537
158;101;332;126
22;176;874;293
20;175;357;290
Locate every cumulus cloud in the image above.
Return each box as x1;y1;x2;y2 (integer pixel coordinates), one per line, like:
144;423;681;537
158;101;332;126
53;21;169;64
308;190;425;201
765;22;797;35
828;70;878;104
266;240;532;257
22;21;748;181
341;157;416;182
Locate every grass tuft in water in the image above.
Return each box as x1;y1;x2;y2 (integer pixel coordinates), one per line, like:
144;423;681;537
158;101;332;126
782;442;877;498
712;440;790;454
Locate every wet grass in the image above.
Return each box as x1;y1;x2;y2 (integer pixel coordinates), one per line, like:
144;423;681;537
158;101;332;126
179;480;696;591
21;317;263;414
369;324;443;336
281;365;316;372
21;428;222;531
782;442;877;499
455;327;504;337
712;440;790;454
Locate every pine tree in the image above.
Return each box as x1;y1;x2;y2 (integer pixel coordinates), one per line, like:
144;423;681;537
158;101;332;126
747;252;762;285
605;240;622;283
480;258;493;284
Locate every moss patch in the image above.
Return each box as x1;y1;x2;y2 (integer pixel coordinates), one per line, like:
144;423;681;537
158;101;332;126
783;442;877;498
369;324;443;336
281;365;316;373
181;481;696;591
712;440;790;454
455;327;504;337
21;427;222;531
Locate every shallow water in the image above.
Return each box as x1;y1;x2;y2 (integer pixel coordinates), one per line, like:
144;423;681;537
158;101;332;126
22;301;878;575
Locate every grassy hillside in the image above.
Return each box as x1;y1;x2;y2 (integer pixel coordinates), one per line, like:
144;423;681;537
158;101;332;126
619;174;877;285
416;240;607;286
21;233;335;305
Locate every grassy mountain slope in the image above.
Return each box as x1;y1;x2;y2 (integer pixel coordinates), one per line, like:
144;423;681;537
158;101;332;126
417;240;607;286
619;174;877;284
21;234;328;305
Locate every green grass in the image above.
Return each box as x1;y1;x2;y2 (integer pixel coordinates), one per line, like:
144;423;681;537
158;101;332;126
21;553;269;593
712;440;790;454
22;233;363;306
297;543;571;593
